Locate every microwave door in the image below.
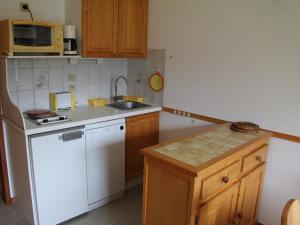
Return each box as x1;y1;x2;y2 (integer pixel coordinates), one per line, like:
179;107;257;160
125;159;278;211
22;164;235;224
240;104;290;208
13;24;52;47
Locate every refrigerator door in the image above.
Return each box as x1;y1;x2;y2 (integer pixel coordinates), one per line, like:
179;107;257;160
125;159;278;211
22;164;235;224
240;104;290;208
30;128;88;225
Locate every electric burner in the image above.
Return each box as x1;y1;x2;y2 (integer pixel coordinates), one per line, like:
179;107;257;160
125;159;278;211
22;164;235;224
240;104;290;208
24;109;71;126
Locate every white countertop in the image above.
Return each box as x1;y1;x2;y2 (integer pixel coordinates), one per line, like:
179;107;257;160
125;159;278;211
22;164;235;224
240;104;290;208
24;104;162;136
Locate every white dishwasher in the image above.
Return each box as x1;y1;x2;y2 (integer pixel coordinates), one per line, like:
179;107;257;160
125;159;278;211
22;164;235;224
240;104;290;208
30;126;88;225
85;118;125;210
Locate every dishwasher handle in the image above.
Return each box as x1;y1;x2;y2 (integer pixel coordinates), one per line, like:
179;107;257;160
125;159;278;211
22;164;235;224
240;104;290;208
59;130;84;142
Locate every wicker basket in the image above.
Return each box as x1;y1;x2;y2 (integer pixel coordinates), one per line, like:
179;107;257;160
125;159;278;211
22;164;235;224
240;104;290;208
230;122;260;134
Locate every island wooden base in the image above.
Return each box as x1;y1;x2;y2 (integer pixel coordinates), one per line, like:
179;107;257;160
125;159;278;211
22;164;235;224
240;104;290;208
142;125;271;225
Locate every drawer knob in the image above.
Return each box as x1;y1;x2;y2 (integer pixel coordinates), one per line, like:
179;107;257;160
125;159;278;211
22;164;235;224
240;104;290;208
256;156;263;162
222;176;229;184
237;213;243;218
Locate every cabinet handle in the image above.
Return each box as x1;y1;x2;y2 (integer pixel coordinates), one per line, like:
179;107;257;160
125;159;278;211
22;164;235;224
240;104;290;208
60;131;84;142
222;176;229;184
256;156;262;162
231;214;242;225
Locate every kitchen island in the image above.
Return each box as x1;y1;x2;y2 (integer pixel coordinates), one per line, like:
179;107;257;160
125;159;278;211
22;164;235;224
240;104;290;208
141;124;272;225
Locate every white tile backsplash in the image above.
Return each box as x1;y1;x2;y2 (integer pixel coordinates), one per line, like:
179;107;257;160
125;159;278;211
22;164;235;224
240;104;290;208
8;69;17;92
7;60;15;70
33;68;49;89
18;59;33;69
127;49;165;106
6;53;164;112
33;59;48;69
76;85;89;105
88;64;100;85
100;84;112;99
7;58;128;111
49;67;63;89
17;69;33;91
18;90;35;111
76;64;89;87
88;85;101;98
34;89;50;109
48;59;62;68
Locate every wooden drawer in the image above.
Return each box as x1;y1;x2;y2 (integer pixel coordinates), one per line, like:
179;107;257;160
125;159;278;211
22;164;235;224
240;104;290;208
201;161;241;200
242;145;268;173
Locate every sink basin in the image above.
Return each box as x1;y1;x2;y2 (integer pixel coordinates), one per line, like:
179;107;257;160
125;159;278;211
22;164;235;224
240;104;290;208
107;101;151;110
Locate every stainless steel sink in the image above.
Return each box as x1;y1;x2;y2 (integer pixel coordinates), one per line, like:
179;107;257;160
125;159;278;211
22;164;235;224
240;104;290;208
107;101;151;110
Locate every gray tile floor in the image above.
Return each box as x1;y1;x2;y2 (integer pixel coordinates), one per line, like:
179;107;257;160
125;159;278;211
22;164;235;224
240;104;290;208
0;186;143;225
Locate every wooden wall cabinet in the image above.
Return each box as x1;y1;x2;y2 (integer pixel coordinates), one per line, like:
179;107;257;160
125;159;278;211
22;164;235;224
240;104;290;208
125;112;159;181
142;126;271;225
82;0;148;58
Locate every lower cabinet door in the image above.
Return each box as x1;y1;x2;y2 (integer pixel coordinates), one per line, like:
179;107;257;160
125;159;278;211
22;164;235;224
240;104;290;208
31;129;88;225
198;183;239;225
236;164;266;224
125;112;159;181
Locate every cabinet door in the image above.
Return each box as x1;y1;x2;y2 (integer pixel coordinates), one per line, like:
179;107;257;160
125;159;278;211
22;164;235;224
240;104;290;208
82;0;118;57
118;0;148;57
125;112;159;181
236;164;266;225
198;183;239;225
86;124;125;206
31;130;88;225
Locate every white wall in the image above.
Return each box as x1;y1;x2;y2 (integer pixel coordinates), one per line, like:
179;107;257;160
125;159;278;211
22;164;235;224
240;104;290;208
159;112;213;143
148;1;300;224
0;0;65;23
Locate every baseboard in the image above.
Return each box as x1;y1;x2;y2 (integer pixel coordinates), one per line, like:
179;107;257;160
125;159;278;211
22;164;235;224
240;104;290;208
125;176;143;190
88;191;124;211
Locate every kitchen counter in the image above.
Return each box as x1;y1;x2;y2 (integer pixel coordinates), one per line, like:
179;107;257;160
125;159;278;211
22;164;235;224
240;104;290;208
24;104;162;135
142;123;271;174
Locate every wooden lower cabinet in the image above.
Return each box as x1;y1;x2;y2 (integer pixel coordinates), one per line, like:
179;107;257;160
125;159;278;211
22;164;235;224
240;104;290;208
199;165;266;225
125;112;159;181
141;126;271;225
236;165;266;225
198;183;239;225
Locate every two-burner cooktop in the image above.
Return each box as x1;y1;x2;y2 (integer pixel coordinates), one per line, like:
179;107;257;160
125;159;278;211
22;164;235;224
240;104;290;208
24;109;71;126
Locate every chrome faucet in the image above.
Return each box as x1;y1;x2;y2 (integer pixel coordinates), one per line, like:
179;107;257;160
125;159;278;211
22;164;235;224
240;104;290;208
114;75;128;102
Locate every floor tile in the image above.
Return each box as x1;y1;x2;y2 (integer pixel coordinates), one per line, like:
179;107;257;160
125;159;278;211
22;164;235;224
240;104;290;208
0;186;143;225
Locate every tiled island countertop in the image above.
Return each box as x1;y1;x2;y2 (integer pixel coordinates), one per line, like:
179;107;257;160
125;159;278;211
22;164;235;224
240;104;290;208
142;123;272;174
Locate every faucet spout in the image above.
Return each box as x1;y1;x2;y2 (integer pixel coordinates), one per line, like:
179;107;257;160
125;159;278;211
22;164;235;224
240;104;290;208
114;75;128;102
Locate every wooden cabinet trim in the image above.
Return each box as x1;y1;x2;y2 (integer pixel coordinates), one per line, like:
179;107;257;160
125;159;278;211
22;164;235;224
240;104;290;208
118;0;148;57
126;112;159;122
143;157;195;225
82;0;119;58
125;112;159;181
82;0;147;58
198;183;240;225
242;145;268;173
237;164;266;223
200;161;241;201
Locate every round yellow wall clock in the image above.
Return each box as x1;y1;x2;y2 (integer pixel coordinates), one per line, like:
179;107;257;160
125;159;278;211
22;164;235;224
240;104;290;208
149;71;164;92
